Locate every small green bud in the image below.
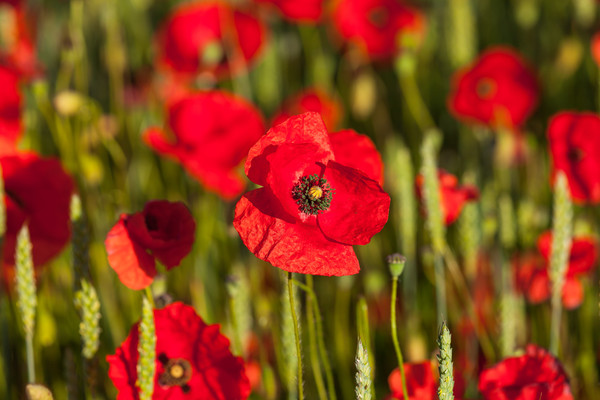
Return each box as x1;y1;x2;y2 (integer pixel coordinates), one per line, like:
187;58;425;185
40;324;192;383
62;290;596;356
386;253;406;278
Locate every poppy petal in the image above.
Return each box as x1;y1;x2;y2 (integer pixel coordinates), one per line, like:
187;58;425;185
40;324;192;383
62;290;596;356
317;161;390;245
105;217;156;290
233;188;360;275
246;112;334;186
329;129;383;185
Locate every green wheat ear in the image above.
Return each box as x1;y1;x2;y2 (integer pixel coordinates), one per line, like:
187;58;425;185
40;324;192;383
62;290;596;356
437;321;454;400
25;384;54;400
74;280;101;359
137;297;156;400
420;130;446;254
355;339;372;400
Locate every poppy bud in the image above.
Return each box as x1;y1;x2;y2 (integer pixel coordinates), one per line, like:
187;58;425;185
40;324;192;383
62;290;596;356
387;253;406;278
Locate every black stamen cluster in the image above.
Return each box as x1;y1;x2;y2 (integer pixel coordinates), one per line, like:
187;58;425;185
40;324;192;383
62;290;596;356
291;174;334;215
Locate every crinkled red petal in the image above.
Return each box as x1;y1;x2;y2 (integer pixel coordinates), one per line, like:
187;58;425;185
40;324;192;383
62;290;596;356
318;161;390;245
246;112;334;186
329;129;383;185
105;217;156;290
233;188;359;276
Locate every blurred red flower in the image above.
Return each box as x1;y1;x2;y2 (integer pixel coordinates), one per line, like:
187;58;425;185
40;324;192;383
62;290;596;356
479;344;573;400
272;88;343;130
253;0;323;23
0;2;39;77
387;361;436;400
1;152;73;281
592;32;600;67
105;200;196;290
415;170;479;226
233;112;390;275
332;0;425;61
156;1;266;80
513;232;597;309
107;302;250;400
143;90;265;200
547;112;600;204
0;65;21;155
448;47;538;130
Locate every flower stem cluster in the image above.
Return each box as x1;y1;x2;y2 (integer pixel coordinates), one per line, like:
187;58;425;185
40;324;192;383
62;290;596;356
292;174;334;215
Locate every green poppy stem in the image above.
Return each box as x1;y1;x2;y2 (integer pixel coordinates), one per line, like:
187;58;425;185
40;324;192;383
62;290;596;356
287;272;304;400
390;276;409;400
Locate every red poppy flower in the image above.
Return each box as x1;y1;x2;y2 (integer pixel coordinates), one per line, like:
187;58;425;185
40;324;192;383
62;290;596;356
1;152;73;281
537;231;598;277
156;1;266;80
143;90;265;200
329;129;383;185
448;47;538;130
415;170;479;226
479;344;573;400
547;112;600;204
0;2;39;77
386;361;465;400
592;32;600;67
233;112;390;275
0;65;21;155
253;0;323;23
272;88;343;130
387;362;436;400
513;232;597;309
105;201;196;290
107;302;250;400
331;0;425;61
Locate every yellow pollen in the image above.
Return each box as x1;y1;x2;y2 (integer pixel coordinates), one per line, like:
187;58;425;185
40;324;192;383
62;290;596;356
169;364;184;379
308;185;324;200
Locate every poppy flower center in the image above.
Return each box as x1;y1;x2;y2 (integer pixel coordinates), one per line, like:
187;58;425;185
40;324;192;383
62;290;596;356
291;174;334;215
158;354;192;391
368;7;389;28
476;78;497;99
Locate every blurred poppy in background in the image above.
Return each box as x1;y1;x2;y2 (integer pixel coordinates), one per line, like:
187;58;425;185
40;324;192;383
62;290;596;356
234;112;390;275
156;1;266;80
253;0;324;23
107;302;250;400
272;87;343;130
0;1;39;77
105;200;196;290
144;90;265;199
547;111;600;204
0;64;21;155
479;344;573;400
448;47;538;130
386;361;436;400
331;0;425;61
1;152;73;283
415;169;479;226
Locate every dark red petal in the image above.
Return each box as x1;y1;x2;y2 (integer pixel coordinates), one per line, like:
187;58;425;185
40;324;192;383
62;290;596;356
233;188;359;276
547;112;600;203
318;161;390;245
1;152;73;268
245;112;334;186
105;217;156;290
329;129;383;185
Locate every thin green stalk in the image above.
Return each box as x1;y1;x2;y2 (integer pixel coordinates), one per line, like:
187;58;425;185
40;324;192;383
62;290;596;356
397;73;436;133
144;287;155;309
391;277;409;400
288;272;304;400
293;278;336;400
305;276;327;400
